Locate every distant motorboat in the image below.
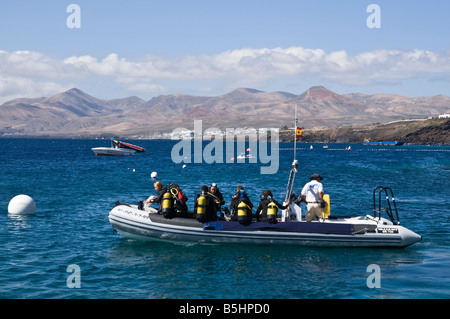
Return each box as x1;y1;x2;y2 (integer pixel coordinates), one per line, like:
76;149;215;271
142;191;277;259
363;138;404;146
92;140;145;156
92;146;135;156
237;152;253;159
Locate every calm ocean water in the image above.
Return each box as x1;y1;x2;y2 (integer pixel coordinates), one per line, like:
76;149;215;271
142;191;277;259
0;138;449;299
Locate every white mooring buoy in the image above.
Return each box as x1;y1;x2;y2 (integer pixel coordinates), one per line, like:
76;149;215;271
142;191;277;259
150;171;158;179
8;194;36;215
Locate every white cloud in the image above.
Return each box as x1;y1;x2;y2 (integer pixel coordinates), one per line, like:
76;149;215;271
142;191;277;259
0;76;71;103
61;47;450;83
1;47;450;103
0;50;64;79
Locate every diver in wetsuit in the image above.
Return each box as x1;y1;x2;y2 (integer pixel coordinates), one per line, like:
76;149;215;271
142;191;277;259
255;189;290;223
208;183;225;219
229;186;253;224
144;181;167;207
194;185;217;222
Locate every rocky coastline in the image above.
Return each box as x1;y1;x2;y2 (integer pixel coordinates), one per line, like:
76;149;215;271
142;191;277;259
277;118;450;145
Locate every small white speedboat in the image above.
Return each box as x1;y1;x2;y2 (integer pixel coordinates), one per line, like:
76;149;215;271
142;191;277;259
237;153;253;159
92;139;145;156
92;146;135;156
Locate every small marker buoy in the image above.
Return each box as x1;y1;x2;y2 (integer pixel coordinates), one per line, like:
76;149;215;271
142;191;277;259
231;157;235;161
151;171;158;179
182;164;187;168
8;194;36;215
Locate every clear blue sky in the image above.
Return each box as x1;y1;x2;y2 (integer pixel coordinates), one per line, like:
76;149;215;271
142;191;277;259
1;0;449;102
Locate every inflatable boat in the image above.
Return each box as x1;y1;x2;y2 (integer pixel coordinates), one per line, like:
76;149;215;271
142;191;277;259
108;189;421;248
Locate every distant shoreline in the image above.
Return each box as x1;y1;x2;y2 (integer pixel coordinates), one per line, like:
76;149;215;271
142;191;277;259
1;118;449;145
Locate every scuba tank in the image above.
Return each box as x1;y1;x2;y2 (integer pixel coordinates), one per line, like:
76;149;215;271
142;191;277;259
237;200;250;224
196;194;207;222
161;191;174;218
266;201;278;223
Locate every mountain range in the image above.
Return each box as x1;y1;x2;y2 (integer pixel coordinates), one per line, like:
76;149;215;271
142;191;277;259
1;86;449;137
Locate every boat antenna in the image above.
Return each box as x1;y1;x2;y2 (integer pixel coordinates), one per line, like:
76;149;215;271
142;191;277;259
284;104;299;204
293;103;298;161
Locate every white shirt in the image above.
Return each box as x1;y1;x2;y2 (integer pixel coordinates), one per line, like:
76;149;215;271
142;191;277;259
301;180;323;202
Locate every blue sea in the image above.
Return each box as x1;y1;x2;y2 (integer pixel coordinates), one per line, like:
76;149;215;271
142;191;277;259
0;138;449;299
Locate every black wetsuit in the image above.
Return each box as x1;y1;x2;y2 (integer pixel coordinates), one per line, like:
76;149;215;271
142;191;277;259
255;198;288;222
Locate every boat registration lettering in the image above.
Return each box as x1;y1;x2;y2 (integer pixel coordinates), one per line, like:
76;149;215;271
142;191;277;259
117;207;149;219
377;227;398;234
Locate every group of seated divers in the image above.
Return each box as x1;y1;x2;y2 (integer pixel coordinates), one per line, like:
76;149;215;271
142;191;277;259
139;181;292;225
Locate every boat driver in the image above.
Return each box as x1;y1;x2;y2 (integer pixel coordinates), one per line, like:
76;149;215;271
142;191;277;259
301;173;325;222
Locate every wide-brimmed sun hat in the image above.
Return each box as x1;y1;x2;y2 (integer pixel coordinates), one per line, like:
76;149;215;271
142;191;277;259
310;173;324;181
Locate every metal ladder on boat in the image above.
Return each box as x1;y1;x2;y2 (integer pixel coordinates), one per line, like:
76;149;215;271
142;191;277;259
373;186;400;225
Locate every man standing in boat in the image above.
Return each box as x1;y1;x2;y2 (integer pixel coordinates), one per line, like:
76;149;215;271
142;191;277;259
301;174;325;222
